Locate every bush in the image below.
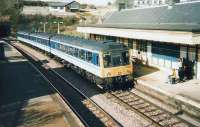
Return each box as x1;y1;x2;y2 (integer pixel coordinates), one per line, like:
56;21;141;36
22;1;48;6
18;15;80;32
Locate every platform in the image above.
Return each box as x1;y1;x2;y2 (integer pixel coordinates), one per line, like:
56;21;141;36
0;41;84;127
134;66;200;118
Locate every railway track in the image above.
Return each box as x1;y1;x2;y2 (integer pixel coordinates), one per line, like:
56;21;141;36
9;40;196;127
10;42;122;127
105;90;193;127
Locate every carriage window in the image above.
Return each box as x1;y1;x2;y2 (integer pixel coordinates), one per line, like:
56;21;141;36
68;47;74;55
86;51;92;62
104;54;111;67
65;45;68;53
60;44;65;51
74;48;78;57
79;49;85;60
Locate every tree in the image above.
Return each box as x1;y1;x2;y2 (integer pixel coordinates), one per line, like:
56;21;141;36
108;2;112;6
114;0;133;9
0;0;23;32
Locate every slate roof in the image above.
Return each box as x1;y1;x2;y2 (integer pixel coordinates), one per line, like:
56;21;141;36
48;2;68;7
48;0;77;7
81;1;200;32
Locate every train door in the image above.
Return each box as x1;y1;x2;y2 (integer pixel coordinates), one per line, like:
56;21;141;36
92;53;99;66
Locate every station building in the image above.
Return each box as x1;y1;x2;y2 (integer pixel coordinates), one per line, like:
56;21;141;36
77;1;200;79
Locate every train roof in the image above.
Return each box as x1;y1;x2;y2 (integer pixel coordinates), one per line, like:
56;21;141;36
51;34;125;51
17;31;126;52
30;32;53;39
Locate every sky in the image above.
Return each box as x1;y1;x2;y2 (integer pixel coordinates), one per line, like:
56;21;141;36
77;0;115;6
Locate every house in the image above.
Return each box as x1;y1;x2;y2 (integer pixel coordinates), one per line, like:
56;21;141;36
65;1;80;12
48;0;80;13
48;2;67;13
77;1;200;79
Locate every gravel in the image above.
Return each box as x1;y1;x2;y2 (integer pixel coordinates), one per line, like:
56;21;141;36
15;42;153;127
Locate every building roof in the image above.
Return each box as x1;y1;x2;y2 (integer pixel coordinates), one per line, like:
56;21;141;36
81;1;200;32
48;0;78;7
48;2;68;7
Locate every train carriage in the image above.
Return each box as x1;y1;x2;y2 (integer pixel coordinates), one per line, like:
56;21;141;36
17;31;133;88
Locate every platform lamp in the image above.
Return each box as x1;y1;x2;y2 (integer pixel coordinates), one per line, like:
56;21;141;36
40;22;48;32
53;21;63;34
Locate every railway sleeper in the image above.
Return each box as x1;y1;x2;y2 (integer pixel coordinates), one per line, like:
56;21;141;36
160;118;181;127
149;111;165;117
142;108;159;114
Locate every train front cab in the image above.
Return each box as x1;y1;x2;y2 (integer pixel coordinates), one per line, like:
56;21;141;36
99;49;133;87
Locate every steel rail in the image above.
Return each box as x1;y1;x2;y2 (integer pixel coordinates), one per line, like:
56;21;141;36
9;43;90;127
107;90;194;127
107;92;163;127
10;41;122;127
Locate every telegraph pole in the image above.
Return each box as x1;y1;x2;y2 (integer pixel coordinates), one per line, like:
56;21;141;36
40;22;48;32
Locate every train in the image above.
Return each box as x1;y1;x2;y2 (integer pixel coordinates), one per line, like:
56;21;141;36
17;31;133;89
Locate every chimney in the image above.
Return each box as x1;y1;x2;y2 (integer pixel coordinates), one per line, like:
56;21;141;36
118;3;126;11
167;0;180;9
168;0;180;5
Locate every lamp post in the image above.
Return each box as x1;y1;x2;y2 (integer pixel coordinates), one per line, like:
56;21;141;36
53;21;63;34
40;22;48;32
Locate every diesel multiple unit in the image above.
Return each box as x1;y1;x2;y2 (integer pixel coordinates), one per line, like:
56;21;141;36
17;31;133;89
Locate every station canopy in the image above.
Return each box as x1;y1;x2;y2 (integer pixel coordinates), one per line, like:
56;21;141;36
78;1;200;45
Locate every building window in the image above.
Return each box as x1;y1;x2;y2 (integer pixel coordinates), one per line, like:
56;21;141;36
53;7;58;9
137;40;147;52
128;39;133;49
152;42;180;58
106;36;117;42
60;7;64;9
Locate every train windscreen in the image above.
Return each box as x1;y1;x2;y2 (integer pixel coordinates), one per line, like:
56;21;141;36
103;51;129;68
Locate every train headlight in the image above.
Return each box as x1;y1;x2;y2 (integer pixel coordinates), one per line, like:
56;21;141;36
127;70;131;74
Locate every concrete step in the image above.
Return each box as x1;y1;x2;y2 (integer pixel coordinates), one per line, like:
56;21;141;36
134;80;200;126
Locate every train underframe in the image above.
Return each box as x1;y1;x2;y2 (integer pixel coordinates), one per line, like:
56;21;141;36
63;61;133;90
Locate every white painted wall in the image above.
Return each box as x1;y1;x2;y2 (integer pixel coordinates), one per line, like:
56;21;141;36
77;27;198;45
180;46;187;59
147;41;152;65
49;6;66;13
